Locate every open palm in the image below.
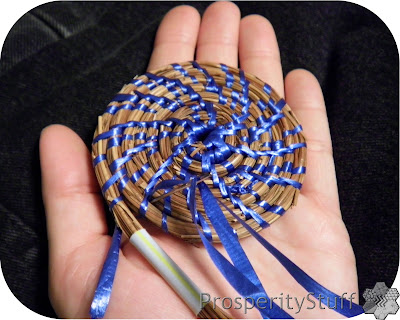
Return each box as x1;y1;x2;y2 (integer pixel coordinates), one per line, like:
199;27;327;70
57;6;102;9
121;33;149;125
40;2;359;318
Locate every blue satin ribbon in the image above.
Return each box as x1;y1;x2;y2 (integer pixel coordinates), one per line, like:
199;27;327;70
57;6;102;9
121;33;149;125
215;198;364;317
91;62;363;318
90;227;122;319
196;181;291;319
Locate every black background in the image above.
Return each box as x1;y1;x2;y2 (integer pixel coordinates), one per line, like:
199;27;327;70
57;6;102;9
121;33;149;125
0;2;398;318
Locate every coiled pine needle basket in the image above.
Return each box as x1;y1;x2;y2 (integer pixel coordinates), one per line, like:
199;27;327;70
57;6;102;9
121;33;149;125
92;61;306;318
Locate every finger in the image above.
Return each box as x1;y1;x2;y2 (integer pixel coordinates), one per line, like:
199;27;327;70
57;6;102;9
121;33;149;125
239;15;284;97
147;5;200;71
284;69;340;212
40;125;108;260
196;1;241;67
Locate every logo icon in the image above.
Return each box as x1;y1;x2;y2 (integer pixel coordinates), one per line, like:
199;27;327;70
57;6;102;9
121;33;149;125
363;282;399;320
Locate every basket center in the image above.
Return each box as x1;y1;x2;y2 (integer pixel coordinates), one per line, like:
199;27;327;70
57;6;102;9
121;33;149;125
184;119;234;172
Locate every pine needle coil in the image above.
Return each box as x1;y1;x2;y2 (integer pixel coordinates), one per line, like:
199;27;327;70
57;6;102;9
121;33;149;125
92;61;307;242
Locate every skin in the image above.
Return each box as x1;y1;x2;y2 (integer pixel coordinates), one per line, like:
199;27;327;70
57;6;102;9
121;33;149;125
40;2;359;319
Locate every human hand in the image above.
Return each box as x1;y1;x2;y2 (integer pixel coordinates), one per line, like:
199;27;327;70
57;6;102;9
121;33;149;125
40;2;359;318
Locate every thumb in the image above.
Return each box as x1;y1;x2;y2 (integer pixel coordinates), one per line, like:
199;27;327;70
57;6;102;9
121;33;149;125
40;124;110;316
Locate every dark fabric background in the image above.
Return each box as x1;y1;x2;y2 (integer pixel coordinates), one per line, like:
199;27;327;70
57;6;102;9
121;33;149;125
0;2;398;318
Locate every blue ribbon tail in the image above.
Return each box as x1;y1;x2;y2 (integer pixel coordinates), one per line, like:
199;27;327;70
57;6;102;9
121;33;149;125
90;226;122;319
198;182;292;319
216;198;364;318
